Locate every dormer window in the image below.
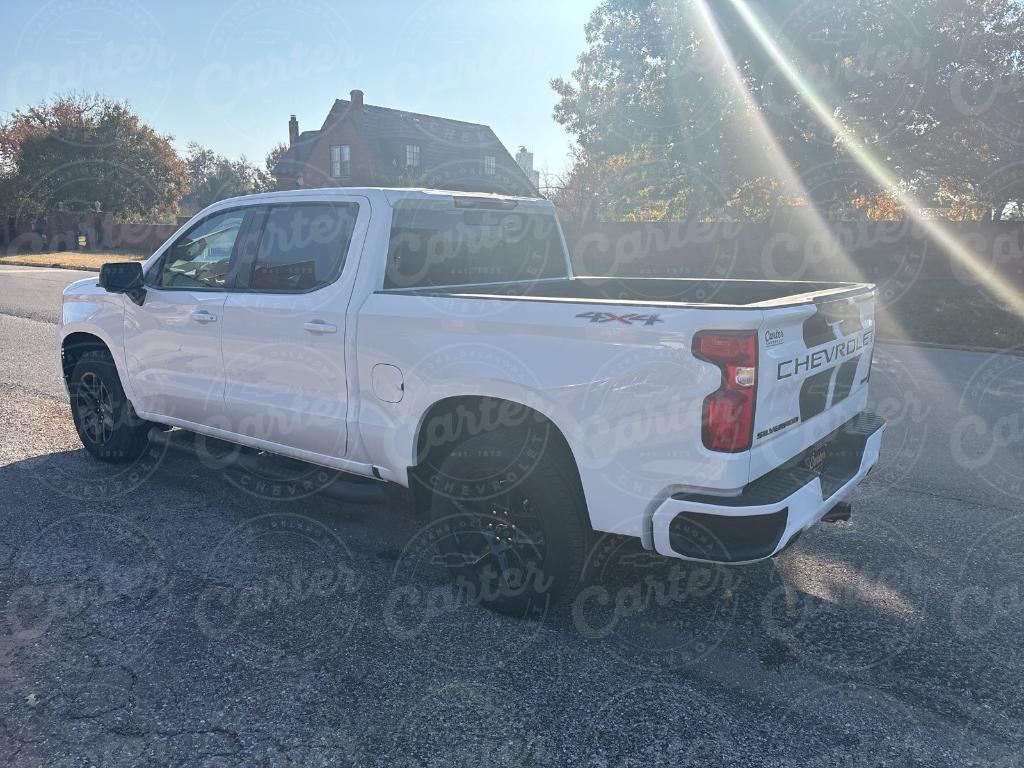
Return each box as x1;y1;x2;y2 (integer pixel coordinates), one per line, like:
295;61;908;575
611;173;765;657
330;145;351;178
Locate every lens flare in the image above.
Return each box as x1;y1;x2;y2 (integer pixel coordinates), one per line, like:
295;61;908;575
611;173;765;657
693;0;933;353
729;0;1024;318
692;1;851;270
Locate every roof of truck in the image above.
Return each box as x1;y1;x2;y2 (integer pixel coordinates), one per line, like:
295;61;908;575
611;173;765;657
210;187;552;210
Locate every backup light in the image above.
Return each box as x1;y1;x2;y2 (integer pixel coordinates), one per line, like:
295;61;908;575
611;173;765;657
735;366;756;388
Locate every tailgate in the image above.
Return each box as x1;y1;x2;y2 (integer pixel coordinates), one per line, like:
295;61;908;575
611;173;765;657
749;289;877;480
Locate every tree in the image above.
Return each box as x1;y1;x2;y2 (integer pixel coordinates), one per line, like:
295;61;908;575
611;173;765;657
552;2;765;221
566;145;735;222
552;0;1024;221
260;142;288;192
0;93;187;219
908;0;1024;219
181;142;278;214
756;0;1024;219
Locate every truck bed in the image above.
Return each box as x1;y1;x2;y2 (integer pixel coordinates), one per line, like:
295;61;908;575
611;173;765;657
385;276;874;308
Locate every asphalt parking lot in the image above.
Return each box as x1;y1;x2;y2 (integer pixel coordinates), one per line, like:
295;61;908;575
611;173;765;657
1;264;1022;766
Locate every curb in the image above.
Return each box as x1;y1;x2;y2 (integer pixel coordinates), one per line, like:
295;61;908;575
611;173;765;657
0;261;100;272
0;259;139;274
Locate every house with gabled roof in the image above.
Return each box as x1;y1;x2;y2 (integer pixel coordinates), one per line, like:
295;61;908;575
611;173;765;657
273;89;538;197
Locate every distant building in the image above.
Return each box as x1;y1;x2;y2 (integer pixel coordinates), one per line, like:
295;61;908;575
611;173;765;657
515;146;541;190
273;89;537;196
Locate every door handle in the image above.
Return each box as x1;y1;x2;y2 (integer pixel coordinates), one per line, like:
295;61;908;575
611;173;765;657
191;310;218;323
303;320;338;334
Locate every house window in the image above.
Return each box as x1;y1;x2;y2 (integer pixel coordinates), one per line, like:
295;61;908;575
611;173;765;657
484;155;496;175
330;145;351;178
405;144;420;168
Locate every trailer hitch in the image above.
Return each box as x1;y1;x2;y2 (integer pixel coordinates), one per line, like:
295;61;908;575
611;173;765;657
822;501;852;523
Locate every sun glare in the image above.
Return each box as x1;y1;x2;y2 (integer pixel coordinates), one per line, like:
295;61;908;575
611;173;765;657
729;0;1024;318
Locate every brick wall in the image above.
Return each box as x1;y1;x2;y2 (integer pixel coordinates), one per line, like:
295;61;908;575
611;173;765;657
1;213;182;254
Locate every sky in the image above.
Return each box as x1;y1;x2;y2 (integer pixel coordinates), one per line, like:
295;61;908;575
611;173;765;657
0;0;594;182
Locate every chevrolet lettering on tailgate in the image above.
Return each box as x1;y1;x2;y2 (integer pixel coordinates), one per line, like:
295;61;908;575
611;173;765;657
777;328;875;380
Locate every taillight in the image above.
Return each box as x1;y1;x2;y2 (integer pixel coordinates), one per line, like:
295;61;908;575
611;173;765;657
693;331;757;452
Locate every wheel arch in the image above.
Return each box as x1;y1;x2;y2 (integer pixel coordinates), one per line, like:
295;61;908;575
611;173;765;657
61;331;113;389
407;394;590;525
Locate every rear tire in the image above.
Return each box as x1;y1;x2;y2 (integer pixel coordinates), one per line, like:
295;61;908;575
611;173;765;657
69;349;151;463
426;426;592;617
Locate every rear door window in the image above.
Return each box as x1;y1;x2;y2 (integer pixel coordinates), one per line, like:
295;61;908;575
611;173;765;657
246;202;359;292
385;203;568;289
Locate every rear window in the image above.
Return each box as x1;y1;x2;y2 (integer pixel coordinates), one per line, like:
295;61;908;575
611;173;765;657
384;203;568;289
250;202;358;292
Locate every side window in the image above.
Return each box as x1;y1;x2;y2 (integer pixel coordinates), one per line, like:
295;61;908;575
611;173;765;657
250;202;358;292
384;203;568;289
157;209;246;289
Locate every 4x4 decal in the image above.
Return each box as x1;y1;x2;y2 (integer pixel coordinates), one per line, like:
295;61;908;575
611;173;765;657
576;311;664;326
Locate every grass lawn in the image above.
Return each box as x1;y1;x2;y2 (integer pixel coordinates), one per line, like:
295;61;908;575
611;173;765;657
0;250;146;271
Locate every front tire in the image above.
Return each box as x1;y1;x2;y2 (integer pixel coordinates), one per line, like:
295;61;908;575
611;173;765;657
426;427;592;617
69;350;150;463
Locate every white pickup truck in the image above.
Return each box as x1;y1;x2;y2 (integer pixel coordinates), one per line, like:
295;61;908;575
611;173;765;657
59;187;884;614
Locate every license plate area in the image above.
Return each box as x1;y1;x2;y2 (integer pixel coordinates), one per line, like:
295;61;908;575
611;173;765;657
802;443;829;474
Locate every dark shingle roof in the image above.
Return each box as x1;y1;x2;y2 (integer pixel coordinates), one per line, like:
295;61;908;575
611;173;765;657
273;130;320;176
273;97;535;195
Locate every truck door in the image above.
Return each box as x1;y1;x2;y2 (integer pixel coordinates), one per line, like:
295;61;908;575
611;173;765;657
123;208;250;424
220;197;369;460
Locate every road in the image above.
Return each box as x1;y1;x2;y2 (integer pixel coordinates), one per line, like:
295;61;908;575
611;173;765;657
1;264;1022;766
0;264;91;324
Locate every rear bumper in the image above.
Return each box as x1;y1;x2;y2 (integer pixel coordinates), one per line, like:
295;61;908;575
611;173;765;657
651;412;885;564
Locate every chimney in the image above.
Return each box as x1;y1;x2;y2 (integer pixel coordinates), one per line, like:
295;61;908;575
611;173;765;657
350;89;364;111
288;115;299;146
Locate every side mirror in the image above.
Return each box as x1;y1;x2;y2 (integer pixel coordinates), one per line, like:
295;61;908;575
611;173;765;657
99;262;146;306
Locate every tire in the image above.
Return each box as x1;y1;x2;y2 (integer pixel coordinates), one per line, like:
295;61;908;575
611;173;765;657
69;349;151;463
426;425;592;617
